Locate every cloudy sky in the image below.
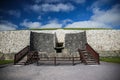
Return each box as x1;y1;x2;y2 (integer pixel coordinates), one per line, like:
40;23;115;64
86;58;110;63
0;0;120;30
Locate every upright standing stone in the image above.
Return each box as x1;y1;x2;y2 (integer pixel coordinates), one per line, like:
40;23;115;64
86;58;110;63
65;32;87;54
30;32;55;53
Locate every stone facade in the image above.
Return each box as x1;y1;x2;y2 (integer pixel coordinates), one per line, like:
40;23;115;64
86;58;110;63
65;32;87;54
86;30;120;57
0;30;30;54
30;32;55;53
0;30;120;57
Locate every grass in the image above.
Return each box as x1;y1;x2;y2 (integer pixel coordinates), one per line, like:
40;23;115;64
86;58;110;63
30;28;112;30
0;60;14;65
100;57;120;64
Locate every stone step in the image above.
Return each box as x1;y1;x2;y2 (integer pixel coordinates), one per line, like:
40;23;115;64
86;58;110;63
86;60;96;63
86;62;98;65
82;51;88;53
86;58;96;61
15;61;25;65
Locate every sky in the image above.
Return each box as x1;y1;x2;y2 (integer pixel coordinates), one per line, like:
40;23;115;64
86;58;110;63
0;0;120;30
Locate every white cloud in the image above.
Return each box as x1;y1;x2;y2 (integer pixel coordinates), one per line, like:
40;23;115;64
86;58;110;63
65;21;110;28
31;3;75;12
73;0;86;4
91;4;120;26
23;4;120;29
91;0;113;9
62;19;73;26
20;19;41;28
8;10;21;18
41;19;62;28
35;0;61;3
0;20;17;31
40;22;62;28
65;4;120;28
20;19;62;28
63;19;73;23
22;3;120;29
35;0;86;4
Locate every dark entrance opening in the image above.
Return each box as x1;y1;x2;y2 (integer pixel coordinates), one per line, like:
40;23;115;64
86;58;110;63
56;48;62;53
55;43;64;53
56;43;63;47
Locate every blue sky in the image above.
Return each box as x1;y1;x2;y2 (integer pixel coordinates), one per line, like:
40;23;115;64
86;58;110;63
0;0;120;30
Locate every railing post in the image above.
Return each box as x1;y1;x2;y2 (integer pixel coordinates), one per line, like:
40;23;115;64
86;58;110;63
54;57;56;66
98;56;100;64
14;54;16;65
72;57;74;65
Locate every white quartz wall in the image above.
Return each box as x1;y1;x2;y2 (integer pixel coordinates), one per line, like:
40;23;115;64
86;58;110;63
86;30;120;56
0;30;120;57
0;30;30;54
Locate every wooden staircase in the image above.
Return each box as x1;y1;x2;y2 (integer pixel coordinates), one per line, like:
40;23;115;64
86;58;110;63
25;51;38;65
14;43;99;65
14;46;38;65
78;43;100;65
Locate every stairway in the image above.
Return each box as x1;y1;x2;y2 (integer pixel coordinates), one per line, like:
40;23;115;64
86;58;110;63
80;50;98;64
14;46;29;65
78;43;100;65
16;56;27;65
14;46;38;65
25;51;38;65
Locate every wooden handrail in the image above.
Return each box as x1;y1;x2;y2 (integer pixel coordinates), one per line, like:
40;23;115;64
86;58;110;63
14;46;30;64
0;54;5;60
85;43;100;64
78;49;87;64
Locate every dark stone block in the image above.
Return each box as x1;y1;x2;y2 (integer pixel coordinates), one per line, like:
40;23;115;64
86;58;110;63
30;32;55;53
30;31;87;55
65;32;87;54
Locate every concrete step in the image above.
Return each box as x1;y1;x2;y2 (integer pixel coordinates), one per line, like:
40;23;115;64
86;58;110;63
85;57;95;60
16;56;27;65
82;51;88;53
15;62;26;65
86;60;96;63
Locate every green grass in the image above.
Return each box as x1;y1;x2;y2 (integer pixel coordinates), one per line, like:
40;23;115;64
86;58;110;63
30;28;112;30
0;60;14;65
100;57;120;64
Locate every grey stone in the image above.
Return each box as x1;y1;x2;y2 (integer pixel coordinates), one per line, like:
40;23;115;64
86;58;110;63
65;32;87;54
30;32;55;53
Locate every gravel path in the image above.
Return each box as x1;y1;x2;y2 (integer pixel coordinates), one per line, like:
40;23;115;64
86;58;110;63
0;62;120;80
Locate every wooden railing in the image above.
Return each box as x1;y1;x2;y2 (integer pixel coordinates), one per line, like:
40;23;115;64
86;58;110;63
25;51;38;65
85;43;100;64
78;49;87;64
14;46;30;64
0;54;5;60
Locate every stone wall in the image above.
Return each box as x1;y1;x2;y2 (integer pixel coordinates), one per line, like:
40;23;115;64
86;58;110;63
0;30;30;54
30;32;55;53
65;32;87;54
86;30;120;57
0;30;120;57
